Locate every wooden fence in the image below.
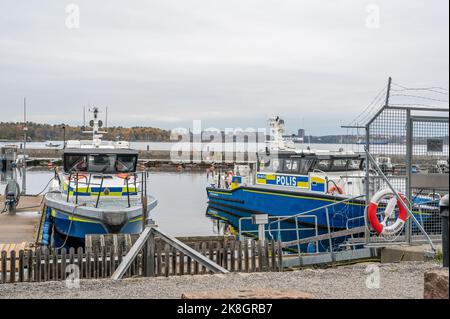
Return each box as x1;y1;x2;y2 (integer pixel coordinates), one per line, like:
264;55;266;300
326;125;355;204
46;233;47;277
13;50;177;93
0;238;283;284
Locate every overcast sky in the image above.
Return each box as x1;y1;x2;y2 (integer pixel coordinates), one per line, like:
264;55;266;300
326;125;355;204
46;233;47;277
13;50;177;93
0;0;448;135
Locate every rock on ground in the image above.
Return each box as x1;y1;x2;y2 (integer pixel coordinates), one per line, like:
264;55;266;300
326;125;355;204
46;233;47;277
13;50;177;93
424;268;449;299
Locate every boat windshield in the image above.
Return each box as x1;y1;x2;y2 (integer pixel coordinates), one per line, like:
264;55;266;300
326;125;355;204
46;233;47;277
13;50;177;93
64;153;137;173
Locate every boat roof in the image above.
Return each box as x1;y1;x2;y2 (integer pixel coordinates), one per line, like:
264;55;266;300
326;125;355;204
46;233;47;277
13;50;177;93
263;149;363;160
63;148;138;155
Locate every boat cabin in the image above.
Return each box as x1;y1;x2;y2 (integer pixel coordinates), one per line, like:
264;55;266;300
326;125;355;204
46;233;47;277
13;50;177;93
63;148;138;174
253;150;365;196
259;150;364;174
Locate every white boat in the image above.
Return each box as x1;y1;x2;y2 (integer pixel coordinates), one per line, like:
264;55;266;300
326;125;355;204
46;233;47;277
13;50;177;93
42;107;157;247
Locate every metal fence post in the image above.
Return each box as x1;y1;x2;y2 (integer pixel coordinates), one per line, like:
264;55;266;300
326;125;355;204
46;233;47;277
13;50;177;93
364;124;370;244
325;208;334;262
441;195;449;267
405;109;413;244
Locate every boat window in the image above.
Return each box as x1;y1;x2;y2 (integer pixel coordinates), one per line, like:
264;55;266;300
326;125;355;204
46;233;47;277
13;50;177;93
314;159;332;171
283;159;299;174
348;159;362;170
331;159;348;170
64;155;88;172
115;155;137;173
299;158;314;174
272;159;283;173
88;154;115;173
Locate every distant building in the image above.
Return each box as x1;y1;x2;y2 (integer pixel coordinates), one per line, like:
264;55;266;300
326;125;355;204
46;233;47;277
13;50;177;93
283;128;305;143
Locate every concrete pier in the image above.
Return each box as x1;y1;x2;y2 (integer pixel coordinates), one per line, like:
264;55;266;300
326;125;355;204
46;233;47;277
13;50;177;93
0;195;42;244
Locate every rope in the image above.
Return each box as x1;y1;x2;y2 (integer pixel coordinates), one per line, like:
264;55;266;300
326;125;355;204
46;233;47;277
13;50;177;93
55;204;85;249
22;177;54;197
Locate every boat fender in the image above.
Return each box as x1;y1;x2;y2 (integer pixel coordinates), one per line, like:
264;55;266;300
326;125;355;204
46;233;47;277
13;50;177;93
367;188;408;235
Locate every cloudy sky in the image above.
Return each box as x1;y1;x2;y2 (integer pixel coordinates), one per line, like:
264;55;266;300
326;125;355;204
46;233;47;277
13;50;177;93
0;0;448;134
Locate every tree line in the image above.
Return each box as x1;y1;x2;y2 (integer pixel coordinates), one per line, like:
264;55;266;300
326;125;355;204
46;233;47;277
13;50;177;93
0;122;171;142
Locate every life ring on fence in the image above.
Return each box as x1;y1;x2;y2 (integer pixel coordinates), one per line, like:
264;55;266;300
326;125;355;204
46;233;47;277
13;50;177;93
117;173;129;179
327;184;344;195
367;188;408;235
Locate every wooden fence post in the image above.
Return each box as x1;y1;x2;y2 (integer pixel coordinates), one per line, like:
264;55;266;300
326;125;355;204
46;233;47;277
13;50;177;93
237;241;242;272
18;250;24;282
1;251;7;284
9;250;16;283
277;240;283;272
164;244;170;277
250;240;256;272
27;250;33;282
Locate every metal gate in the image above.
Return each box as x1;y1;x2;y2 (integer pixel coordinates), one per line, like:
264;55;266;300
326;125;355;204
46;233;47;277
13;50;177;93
365;105;449;245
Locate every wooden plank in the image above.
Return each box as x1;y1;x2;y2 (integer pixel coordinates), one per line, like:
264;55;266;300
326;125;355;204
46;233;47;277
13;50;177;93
186;253;192;275
201;242;207;274
43;248;49;281
277;240;283;272
1;251;6;283
93;247;99;279
172;247;177;276
156;243;162;276
179;251;184;276
230;240;236;272
61;248;67;280
9;250;16;283
27;250;33;282
237;241;242;272
250;240;256;273
86;249;91;279
264;241;270;272
257;241;263;272
193;243;199;275
102;248;107;278
36;248;42;282
215;242;221;267
208;241;214;262
117;246;123;278
243;240;249;272
77;247;84;279
110;248;116;275
271;240;276;272
52;248;58;280
222;244;228;270
164;244;170;277
18;250;24;282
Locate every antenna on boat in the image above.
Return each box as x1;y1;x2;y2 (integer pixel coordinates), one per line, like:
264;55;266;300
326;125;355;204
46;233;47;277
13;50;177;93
83;107;107;148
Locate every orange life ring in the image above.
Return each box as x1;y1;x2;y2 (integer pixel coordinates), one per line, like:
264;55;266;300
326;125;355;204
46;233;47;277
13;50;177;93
117;173;129;179
367;189;408;235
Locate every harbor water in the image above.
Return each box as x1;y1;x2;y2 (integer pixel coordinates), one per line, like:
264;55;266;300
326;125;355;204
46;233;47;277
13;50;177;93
0;169;229;237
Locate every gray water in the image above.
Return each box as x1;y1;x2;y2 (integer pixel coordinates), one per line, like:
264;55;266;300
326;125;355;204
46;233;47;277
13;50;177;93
1;169;224;237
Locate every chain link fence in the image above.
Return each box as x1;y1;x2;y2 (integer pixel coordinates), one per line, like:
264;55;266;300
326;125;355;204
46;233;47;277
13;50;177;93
365;106;449;245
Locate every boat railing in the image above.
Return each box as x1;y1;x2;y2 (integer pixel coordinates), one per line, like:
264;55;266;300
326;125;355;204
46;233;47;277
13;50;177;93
63;170;148;208
238;215;319;253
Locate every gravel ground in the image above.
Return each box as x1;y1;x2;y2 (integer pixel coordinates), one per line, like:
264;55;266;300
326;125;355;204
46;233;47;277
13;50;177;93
0;261;439;299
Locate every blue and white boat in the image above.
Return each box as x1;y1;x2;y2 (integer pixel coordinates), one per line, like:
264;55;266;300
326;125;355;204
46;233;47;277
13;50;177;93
43;108;157;247
206;116;439;252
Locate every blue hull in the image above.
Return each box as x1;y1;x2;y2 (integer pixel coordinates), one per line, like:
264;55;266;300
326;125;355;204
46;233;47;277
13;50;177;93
206;186;439;252
50;208;143;247
207;186;367;230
